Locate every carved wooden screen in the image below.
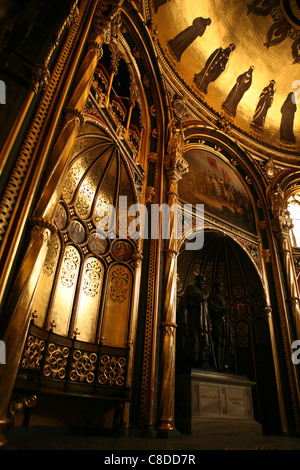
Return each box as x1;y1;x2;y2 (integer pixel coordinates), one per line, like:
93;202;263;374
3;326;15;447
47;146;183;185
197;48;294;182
32;121;138;348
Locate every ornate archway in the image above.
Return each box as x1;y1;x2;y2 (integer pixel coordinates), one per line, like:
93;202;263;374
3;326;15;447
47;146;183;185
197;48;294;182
11;118;145;430
176;229;282;434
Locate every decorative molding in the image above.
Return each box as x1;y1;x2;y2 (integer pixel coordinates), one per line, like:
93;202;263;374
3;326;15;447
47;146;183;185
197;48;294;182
262;249;271;263
98;354;126;386
8;393;37;418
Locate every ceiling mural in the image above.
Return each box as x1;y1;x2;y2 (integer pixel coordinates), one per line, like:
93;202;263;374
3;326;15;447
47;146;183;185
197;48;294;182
178;148;256;234
152;0;300;150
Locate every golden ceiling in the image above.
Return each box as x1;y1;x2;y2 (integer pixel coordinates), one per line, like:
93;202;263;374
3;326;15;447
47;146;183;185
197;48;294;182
152;0;300;151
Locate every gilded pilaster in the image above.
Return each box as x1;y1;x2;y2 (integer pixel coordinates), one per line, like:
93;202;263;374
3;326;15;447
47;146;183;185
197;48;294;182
123;248;144;429
269;185;300;432
158;118;188;432
270;186;300;339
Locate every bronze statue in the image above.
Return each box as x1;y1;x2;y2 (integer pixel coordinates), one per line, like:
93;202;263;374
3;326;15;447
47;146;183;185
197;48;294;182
208;280;230;372
184;274;211;367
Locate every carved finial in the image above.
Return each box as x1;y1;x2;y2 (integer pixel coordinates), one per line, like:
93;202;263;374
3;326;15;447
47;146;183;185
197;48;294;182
73;328;80;339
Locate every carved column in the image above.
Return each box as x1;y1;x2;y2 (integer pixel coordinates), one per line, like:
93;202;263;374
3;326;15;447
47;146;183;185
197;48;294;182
123;248;143;430
0;1;124;447
264;185;300;433
272;214;300;337
105;11;122;106
270;186;300;339
158;119;188;433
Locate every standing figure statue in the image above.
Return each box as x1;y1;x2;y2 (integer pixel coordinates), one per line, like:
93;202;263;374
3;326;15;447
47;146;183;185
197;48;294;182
184;274;211;367
193;44;236;94
208;280;231;372
222;66;254;117
167;17;211;62
251;80;276;130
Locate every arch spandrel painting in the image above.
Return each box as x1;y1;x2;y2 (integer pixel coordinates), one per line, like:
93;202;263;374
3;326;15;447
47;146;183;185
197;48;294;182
178;148;256;234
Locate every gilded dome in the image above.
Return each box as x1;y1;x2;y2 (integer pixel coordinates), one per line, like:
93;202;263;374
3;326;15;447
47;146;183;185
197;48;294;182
152;0;300;152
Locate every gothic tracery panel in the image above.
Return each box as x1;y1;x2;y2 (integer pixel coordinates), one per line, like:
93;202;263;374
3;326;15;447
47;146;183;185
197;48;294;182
31;121;138;351
101;265;133;348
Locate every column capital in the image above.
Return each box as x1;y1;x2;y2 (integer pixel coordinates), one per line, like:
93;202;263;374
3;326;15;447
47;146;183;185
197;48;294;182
160;321;177;336
31;217;57;236
271;215;293;240
31;65;50;93
164;151;189;183
132;249;143;267
64;107;85;127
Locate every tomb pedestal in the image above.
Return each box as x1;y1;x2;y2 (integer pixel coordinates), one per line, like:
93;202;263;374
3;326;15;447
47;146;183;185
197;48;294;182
175;369;261;435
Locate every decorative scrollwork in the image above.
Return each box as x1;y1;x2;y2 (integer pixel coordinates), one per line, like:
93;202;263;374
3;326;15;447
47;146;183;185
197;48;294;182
98;354;126;386
253;318;268;346
69;349;97;383
236;321;250;348
43;233;60;276
21;335;45;370
83;259;102;297
61;246;80;287
43;343;69;379
109;266;129;303
62;161;86;203
9;393;37;417
75;180;94;217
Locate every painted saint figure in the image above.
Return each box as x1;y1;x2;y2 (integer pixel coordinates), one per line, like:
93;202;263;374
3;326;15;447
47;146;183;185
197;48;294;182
280;92;297;143
167;17;211;62
222;66;254;117
193;44;236;94
292;37;300;64
153;0;169;13
251;80;275;130
264;19;290;49
69;220;85;244
246;0;278;17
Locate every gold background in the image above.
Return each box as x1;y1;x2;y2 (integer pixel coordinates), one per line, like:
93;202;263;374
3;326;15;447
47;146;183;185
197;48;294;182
153;0;300;147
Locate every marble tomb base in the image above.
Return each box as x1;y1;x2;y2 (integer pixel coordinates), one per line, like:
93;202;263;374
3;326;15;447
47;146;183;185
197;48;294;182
175;369;261;435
